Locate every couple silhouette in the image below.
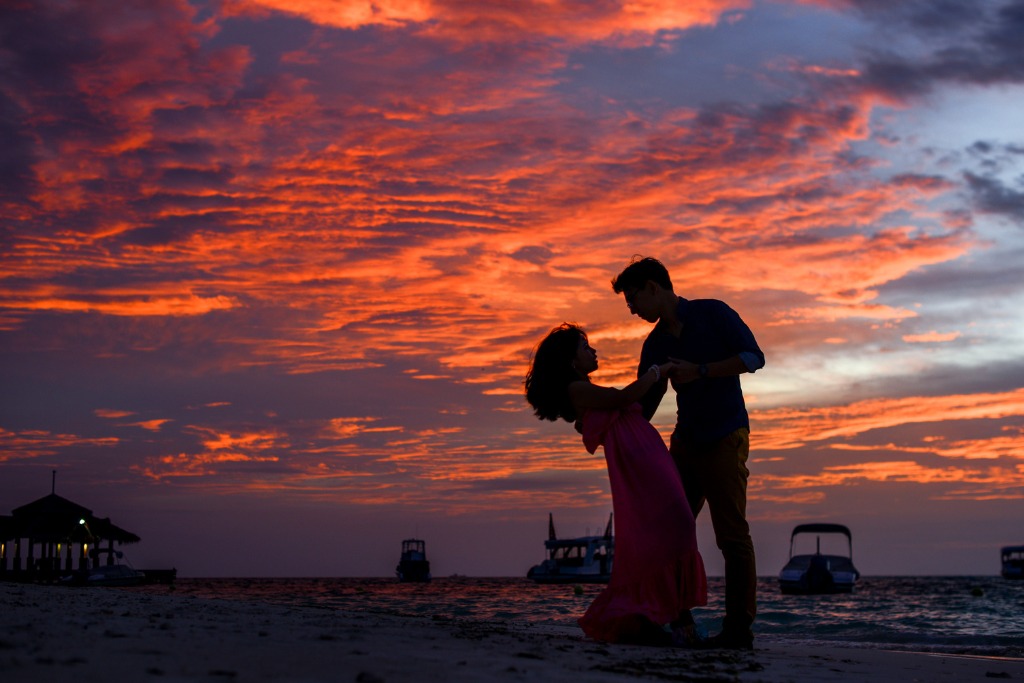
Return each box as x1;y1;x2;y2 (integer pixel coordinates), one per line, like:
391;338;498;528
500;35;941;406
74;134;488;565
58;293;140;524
525;257;764;649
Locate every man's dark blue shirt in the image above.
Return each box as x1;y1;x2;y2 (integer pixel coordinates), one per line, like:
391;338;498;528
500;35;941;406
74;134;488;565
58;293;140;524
638;297;765;449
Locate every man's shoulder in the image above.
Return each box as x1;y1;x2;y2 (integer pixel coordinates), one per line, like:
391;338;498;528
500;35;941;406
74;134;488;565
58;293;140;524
640;324;670;357
689;297;729;308
687;297;735;317
641;327;663;347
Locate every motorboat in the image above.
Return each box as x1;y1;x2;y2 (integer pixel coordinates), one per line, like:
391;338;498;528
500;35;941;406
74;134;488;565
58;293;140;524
527;513;613;584
396;538;431;582
779;523;860;594
63;563;146;587
1002;545;1024;580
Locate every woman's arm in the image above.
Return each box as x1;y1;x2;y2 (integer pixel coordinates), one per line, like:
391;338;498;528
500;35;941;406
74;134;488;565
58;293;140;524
568;361;676;412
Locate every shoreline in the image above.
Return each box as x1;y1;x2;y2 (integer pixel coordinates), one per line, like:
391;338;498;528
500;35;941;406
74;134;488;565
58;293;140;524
3;582;1022;682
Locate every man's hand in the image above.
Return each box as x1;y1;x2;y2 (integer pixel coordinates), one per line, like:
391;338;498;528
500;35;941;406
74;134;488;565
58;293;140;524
667;357;701;384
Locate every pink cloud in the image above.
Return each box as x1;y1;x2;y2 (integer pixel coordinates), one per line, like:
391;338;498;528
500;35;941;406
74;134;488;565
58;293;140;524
230;0;748;45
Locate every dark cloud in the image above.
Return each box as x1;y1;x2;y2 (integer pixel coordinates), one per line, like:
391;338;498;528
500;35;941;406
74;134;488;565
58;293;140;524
868;360;1024;408
844;0;1024;98
157;167;237;192
0;1;103;92
986;0;1024;54
964;172;1024;221
103;205;254;247
842;0;983;33
509;246;555;265
967;140;1024;169
883;246;1024;299
0;1;103;206
961;140;1024;222
0;92;36;207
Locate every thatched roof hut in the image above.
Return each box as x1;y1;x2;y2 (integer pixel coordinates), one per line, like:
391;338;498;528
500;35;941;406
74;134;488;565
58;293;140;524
1;487;141;580
7;493;140;545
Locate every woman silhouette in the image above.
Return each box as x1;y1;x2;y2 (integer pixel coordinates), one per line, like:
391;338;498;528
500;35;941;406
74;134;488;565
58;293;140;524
525;323;707;645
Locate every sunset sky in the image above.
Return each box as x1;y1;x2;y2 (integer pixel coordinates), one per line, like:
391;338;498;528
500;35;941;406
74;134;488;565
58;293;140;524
2;0;1023;578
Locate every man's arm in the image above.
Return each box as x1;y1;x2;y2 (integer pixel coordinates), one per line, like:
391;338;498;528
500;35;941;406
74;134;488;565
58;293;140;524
668;301;764;384
724;303;765;370
712;301;770;374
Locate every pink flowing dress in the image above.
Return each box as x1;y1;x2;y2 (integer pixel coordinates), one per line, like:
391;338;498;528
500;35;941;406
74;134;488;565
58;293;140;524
577;404;708;642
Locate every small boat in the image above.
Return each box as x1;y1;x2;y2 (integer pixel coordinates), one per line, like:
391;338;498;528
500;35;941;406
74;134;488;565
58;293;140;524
779;523;860;594
1002;546;1024;580
527;513;613;584
63;564;146;587
396;538;431;582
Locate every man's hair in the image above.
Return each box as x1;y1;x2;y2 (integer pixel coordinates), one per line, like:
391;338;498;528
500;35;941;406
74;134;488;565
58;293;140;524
611;256;673;293
524;323;586;423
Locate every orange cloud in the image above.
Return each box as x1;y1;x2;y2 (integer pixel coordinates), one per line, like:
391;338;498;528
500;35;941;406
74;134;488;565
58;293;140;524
129;419;174;432
230;0;748;44
902;330;961;343
324;417;403;439
758;461;1024;501
186;426;287;452
2;292;237;317
831;429;1024;461
95;409;136;419
754;389;1024;450
748;391;1024;502
0;427;119;462
136;450;282;480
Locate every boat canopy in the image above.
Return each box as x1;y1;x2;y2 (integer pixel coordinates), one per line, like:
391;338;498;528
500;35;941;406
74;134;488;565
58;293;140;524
400;539;426;554
789;523;854;560
791;523;851;539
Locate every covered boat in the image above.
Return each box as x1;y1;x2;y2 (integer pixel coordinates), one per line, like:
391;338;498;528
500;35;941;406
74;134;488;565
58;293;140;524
527;513;613;584
1002;546;1024;580
779;523;860;594
64;561;146;587
395;538;431;582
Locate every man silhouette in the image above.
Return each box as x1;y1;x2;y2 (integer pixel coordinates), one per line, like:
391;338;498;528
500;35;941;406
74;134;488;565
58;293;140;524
612;256;764;650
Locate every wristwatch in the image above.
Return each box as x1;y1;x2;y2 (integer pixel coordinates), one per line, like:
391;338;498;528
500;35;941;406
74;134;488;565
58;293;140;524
698;363;709;379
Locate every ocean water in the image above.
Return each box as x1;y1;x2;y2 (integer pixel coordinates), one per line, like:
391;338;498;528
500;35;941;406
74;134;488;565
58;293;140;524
131;576;1024;658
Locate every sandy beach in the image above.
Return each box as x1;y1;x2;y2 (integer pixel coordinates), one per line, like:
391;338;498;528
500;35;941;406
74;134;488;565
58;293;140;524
2;582;1021;682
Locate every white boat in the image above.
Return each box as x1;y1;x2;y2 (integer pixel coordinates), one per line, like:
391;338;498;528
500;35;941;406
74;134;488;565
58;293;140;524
779;523;860;594
63;563;146;587
527;513;613;584
1002;546;1024;580
86;564;146;586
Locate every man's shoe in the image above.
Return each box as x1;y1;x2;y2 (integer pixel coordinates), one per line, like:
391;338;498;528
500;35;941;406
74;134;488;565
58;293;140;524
699;630;753;651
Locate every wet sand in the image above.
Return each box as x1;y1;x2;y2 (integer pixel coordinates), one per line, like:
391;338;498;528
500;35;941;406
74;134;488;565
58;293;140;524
2;582;1022;682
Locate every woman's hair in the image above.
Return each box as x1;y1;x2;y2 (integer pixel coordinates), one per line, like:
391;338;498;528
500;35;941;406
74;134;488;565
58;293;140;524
524;323;585;423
